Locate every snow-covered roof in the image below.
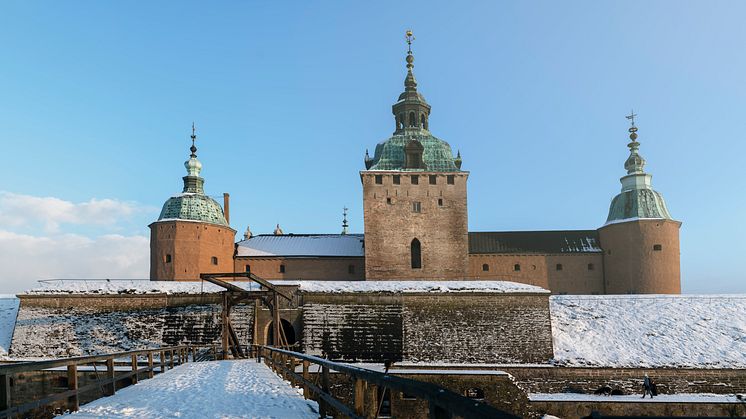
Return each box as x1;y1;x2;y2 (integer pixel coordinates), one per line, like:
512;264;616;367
25;280;264;295
273;280;549;294
469;231;602;254
236;234;364;257
551;294;746;368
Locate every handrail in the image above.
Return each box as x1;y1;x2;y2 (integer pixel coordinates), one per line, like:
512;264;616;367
256;345;519;419
0;345;198;418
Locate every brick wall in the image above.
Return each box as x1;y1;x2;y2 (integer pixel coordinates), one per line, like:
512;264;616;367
234;256;365;281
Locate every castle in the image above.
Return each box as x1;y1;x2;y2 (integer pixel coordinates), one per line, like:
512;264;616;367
149;37;681;295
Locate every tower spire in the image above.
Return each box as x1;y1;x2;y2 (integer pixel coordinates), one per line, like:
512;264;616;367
190;122;197;158
183;124;204;193
624;110;646;174
392;30;431;133
341;207;349;235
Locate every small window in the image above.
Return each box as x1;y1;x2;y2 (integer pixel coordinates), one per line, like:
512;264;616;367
393;175;400;185
429;175;437;185
410;175;419;185
653;244;662;251
514;264;521;272
245;265;251;273
447;175;455;185
438;198;443;206
375;175;383;185
482;264;489;272
412;202;421;213
386;197;392;204
465;388;485;400
348;265;355;274
556;263;563;271
165;254;172;263
211;256;218;265
587;263;594;271
279;264;285;273
607;249;612;255
401;392;417;400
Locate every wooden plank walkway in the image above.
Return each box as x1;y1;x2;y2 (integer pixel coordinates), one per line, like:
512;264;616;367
64;360;319;419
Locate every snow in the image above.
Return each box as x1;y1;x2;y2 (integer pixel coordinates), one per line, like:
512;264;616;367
0;296;19;355
603;217;665;226
277;280;549;294
551;295;746;368
65;360;319;419
26;279;548;295
26;279;263;295
236;234;365;257
530;393;744;403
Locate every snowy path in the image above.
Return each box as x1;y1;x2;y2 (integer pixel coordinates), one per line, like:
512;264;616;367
65;360;319;419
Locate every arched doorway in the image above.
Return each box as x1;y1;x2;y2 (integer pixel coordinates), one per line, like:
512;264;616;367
266;319;296;347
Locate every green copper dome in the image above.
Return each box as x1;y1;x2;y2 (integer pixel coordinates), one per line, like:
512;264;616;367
367;128;460;172
156;129;228;226
605;122;674;225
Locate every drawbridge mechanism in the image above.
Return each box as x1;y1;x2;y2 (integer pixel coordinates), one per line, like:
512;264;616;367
200;272;293;359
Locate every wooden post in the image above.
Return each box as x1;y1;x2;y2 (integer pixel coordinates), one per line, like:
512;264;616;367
222;293;230;359
354;378;365;416
160;351;166;372
302;360;310;399
148;352;154;378
366;383;378;419
320;365;330;418
170;350;175;369
67;364;79;411
272;293;281;347
130;354;138;384
105;358;115;396
0;374;10;412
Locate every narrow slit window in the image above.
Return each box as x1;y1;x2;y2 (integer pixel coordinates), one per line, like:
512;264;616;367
482;264;489;272
165;254;172;263
279;264;285;273
411;238;422;269
211;256;218;265
245;265;251;273
514;264;521;272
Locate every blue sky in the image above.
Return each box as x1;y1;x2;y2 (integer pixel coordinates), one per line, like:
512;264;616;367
0;1;744;293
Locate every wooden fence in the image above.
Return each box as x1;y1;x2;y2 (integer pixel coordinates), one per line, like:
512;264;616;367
256;345;520;419
0;345;197;418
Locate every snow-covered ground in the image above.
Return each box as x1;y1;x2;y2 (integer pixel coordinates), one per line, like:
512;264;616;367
551;295;746;368
26;279;548;294
0;295;19;355
65;360;319;419
530;393;744;403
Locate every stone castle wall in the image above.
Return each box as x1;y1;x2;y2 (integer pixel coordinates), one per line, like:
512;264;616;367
301;293;553;363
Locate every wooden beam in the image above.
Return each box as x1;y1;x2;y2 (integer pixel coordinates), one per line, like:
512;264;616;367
67;365;79;411
105;358;115;396
0;374;10;412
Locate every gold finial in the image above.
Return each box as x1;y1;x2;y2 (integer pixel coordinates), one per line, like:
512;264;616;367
405;30;414;54
625;110;638;140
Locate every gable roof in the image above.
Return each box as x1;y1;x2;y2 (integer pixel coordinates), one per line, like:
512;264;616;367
468;230;602;254
236;234;364;257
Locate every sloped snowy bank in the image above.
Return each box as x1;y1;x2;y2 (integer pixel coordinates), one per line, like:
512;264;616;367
551;295;746;368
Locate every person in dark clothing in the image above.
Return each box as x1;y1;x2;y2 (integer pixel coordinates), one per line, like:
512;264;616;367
642;374;655;398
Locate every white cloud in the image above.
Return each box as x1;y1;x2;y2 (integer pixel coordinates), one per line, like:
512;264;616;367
0;191;153;233
0;230;149;294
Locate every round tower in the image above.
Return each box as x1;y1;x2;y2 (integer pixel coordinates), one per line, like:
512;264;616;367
598;114;681;294
149;126;236;281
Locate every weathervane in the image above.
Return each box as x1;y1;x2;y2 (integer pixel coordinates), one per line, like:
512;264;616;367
625;110;639;141
405;30;414;54
342;206;349;235
625;110;637;128
190;122;197;157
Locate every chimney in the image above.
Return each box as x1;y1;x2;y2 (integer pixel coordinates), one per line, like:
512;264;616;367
223;193;230;224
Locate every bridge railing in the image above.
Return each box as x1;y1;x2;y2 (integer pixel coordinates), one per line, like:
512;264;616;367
0;345;195;418
255;345;520;419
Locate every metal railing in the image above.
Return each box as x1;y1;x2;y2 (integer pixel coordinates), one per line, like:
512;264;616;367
0;345;197;418
256;345;519;419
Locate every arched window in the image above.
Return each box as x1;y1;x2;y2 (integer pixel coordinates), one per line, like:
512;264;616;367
420;114;426;128
514;264;521;272
409;111;416;127
411;238;422;269
482;264;489;272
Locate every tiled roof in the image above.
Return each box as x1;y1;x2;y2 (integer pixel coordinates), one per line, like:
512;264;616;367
236;234;365;257
368;130;459;172
468;230;602;254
